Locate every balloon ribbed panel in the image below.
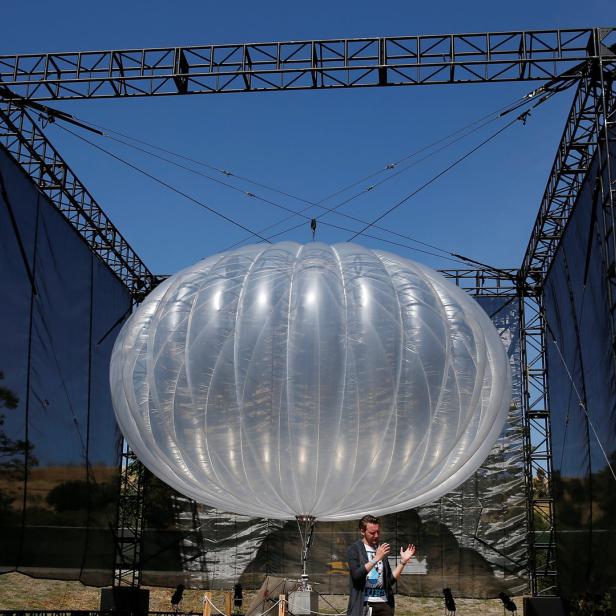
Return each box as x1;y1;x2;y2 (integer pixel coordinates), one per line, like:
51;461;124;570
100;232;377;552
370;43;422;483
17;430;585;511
110;242;511;520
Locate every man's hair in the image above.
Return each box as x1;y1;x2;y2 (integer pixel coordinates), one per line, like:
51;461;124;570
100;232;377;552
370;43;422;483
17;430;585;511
359;514;379;532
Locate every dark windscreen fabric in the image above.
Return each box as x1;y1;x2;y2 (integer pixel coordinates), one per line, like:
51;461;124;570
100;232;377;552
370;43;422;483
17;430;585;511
542;130;616;597
0;145;131;585
140;295;526;599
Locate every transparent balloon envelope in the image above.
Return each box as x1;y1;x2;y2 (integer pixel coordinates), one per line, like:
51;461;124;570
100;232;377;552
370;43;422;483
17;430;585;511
110;242;511;521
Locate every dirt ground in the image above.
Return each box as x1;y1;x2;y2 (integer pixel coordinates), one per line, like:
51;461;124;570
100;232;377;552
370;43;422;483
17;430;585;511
0;572;525;616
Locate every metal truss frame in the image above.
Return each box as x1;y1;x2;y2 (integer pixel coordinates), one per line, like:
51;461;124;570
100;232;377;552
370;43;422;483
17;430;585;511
439;268;559;596
113;446;147;587
0;101;156;300
440;268;518;296
519;44;616;597
0;28;612;100
518;291;556;596
1;26;614;597
520;45;616;282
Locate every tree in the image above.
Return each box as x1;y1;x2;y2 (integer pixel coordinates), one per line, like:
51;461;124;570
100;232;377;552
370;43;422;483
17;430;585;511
0;371;38;480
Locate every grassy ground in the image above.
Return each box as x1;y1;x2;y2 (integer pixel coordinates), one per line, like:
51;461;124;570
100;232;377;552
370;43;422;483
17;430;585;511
0;572;523;615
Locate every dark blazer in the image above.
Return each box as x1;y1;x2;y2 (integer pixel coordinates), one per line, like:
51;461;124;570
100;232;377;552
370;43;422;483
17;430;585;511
346;539;395;616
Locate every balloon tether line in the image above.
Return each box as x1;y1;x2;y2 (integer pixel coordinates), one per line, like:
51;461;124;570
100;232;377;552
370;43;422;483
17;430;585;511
296;514;317;582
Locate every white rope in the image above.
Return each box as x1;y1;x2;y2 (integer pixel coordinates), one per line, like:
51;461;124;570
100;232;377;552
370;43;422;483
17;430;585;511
550;338;616;482
202;595;227;616
261;599;284;616
203;594;283;616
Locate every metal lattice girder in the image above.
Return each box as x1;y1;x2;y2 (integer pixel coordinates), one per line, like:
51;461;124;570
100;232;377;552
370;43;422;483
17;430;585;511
0;28;613;101
519;293;557;596
521;43;616;282
114;448;146;587
593;57;616;351
0;100;155;300
439;268;518;296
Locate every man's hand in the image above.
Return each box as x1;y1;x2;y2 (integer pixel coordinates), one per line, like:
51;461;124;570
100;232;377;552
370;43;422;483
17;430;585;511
375;543;391;562
400;544;416;564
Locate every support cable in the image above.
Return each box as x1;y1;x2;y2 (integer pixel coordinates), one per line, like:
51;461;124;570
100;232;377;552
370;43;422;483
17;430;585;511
227;83;574;246
53;124;272;244
52;121;476;266
40;89;537;251
347;112;532;241
223;102;538;248
67;91;535;209
103;128;479;262
43;86;559;274
261;90;566;248
50;105;514;263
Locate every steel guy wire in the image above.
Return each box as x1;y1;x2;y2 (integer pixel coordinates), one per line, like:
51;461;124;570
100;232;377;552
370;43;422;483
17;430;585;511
104;128;471;261
548;331;616;483
228;89;564;249
223;102;529;248
347;112;532;242
54;123;273;244
347;87;564;242
80;91;532;209
52;122;472;265
62;91;534;247
258;112;526;248
49;86;559;265
61;107;511;259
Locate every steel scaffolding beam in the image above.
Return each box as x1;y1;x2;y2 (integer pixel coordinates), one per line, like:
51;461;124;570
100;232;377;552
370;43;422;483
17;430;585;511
0;101;156;300
440;268;518;296
114;447;147;587
0;28;613;101
520;36;615;281
519;292;557;596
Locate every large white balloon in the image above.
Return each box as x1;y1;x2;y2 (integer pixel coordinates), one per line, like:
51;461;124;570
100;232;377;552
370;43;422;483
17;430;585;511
110;242;511;520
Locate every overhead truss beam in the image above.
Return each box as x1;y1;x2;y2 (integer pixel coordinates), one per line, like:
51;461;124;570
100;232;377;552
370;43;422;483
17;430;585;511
0;28;613;101
440;268;518;296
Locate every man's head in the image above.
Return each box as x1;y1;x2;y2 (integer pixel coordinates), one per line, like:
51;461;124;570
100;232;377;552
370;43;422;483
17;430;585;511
359;514;380;547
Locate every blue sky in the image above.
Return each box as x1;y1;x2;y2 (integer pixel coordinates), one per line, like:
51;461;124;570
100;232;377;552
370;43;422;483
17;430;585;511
3;0;615;275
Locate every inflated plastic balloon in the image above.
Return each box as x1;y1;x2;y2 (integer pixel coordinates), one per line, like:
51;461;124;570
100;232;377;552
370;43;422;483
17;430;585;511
110;242;511;520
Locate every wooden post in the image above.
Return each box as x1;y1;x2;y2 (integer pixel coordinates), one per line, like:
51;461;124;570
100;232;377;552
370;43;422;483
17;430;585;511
203;591;212;616
224;591;233;616
278;594;286;616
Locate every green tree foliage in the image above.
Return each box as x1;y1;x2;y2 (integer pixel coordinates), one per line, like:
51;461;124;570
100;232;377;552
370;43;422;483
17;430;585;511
144;473;177;529
0;370;38;479
0;371;18;410
46;478;118;512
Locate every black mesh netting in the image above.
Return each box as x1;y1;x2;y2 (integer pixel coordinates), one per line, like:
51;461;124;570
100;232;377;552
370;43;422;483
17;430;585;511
542;128;616;597
0;145;131;585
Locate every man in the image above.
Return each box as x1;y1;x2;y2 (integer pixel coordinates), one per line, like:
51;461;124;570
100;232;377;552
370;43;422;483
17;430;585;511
346;514;416;616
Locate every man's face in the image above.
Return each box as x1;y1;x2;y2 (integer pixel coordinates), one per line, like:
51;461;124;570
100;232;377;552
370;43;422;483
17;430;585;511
362;522;380;547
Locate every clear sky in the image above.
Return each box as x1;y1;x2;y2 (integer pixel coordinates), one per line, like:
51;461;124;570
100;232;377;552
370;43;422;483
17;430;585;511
3;0;615;275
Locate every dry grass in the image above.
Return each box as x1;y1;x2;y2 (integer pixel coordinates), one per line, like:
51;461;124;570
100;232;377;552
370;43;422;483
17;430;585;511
0;572;524;615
